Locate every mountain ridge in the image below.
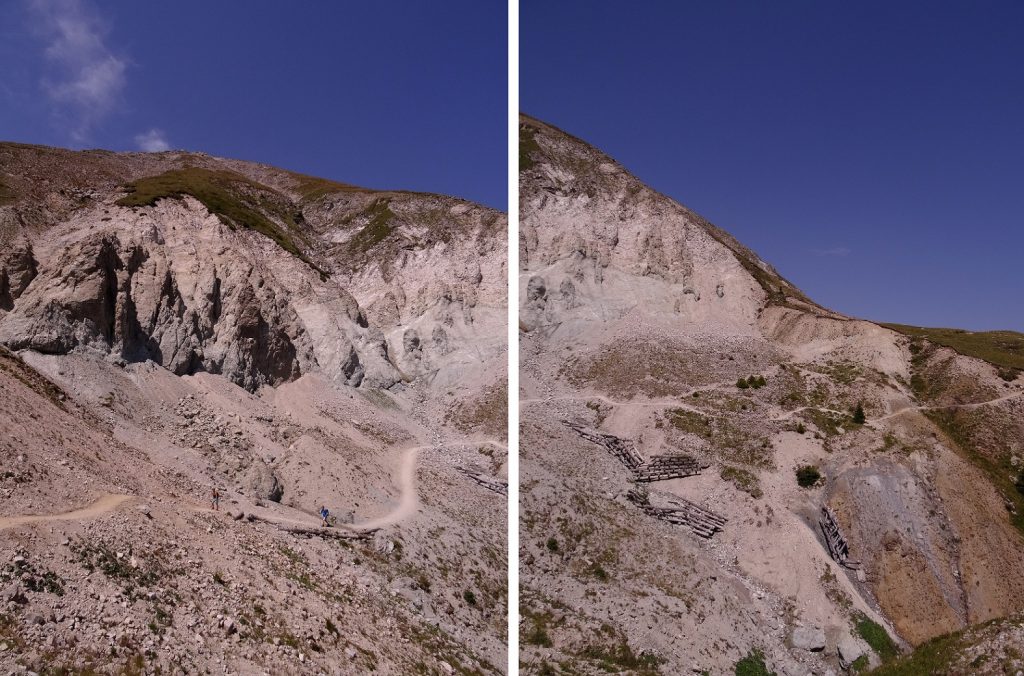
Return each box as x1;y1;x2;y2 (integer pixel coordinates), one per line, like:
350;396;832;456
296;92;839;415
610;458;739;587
519;114;1024;675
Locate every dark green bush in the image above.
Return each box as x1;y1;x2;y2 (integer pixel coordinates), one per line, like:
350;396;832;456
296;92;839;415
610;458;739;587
735;649;776;676
796;465;822;488
852;402;866;425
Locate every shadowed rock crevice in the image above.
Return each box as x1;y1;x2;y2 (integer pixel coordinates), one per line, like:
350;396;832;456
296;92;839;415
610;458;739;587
0;242;38;311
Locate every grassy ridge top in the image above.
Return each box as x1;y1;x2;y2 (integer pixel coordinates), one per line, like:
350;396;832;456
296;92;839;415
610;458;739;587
282;171;365;202
116;167;324;273
881;323;1024;370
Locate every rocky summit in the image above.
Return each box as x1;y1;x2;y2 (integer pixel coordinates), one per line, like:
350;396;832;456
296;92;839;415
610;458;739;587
518;114;1024;675
0;142;507;674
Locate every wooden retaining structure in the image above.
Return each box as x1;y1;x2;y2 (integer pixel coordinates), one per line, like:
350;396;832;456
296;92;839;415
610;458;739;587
243;513;376;540
627;488;726;539
819;506;861;569
456;466;508;496
564;421;645;469
634;454;706;483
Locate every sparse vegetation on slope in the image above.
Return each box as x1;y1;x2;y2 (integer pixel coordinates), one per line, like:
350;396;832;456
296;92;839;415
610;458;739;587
869;615;1024;675
346;199;397;253
854;613;897;662
284;170;362;201
116;168;324;273
734;649;776;676
0;178;16;205
796;465;821;488
882;323;1024;371
520;124;542;172
721;465;763;498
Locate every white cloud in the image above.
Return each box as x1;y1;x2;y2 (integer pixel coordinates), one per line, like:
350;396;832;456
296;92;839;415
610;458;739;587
27;0;127;141
135;128;170;152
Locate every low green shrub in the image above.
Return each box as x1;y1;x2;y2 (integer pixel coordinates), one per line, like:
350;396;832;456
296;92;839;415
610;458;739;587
796;465;822;488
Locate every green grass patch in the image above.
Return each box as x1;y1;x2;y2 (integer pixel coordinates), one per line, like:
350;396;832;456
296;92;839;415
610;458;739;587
580;641;663;674
520;124;542;172
800;408;847;437
796;465;821;488
116;168;324;275
522;608;553;647
284;170;362;201
882;323;1024;370
854;613;898;662
867;621;982;675
667;408;712;435
665;408;773;467
346;199;396;253
818;360;862;385
734;649;776;676
721;465;763;498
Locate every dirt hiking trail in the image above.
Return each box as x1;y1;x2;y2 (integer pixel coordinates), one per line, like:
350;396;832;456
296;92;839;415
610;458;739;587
354;444;424;530
0;494;133;531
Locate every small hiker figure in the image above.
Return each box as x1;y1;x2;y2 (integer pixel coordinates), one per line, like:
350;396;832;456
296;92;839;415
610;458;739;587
319;505;330;527
211;488;221;511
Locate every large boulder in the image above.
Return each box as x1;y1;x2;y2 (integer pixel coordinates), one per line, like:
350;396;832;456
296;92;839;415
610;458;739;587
247;461;284;502
837;634;866;668
791;626;826;652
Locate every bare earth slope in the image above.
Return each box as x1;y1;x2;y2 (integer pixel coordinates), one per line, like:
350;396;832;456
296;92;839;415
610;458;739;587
518;114;1024;675
0;143;507;674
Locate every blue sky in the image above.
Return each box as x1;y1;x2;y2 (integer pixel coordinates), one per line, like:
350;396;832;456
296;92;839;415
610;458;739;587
522;1;1024;331
0;0;506;209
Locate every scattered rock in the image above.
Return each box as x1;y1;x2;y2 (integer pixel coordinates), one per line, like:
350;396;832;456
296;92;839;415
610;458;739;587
791;626;826;652
837;634;865;668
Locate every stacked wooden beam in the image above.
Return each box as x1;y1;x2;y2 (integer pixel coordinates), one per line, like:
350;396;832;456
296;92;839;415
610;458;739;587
564;421;645;469
819;506;860;568
634;454;705;482
456;466;508;496
244;513;377;539
277;524;376;540
626;488;726;538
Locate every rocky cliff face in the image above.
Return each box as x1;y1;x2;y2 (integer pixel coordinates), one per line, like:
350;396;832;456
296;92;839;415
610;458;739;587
0;143;507;674
0;142;505;393
519;114;1024;675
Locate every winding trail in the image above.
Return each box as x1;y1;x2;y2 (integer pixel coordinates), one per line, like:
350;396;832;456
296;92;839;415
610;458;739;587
772;405;848;422
522;385;1024;430
350;438;506;530
520;386;731;413
873;388;1024;423
352;444;425;530
0;494;133;531
0;437;506;535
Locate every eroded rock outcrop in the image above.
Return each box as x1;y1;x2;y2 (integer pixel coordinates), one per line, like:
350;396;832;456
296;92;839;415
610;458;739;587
0;143;505;393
